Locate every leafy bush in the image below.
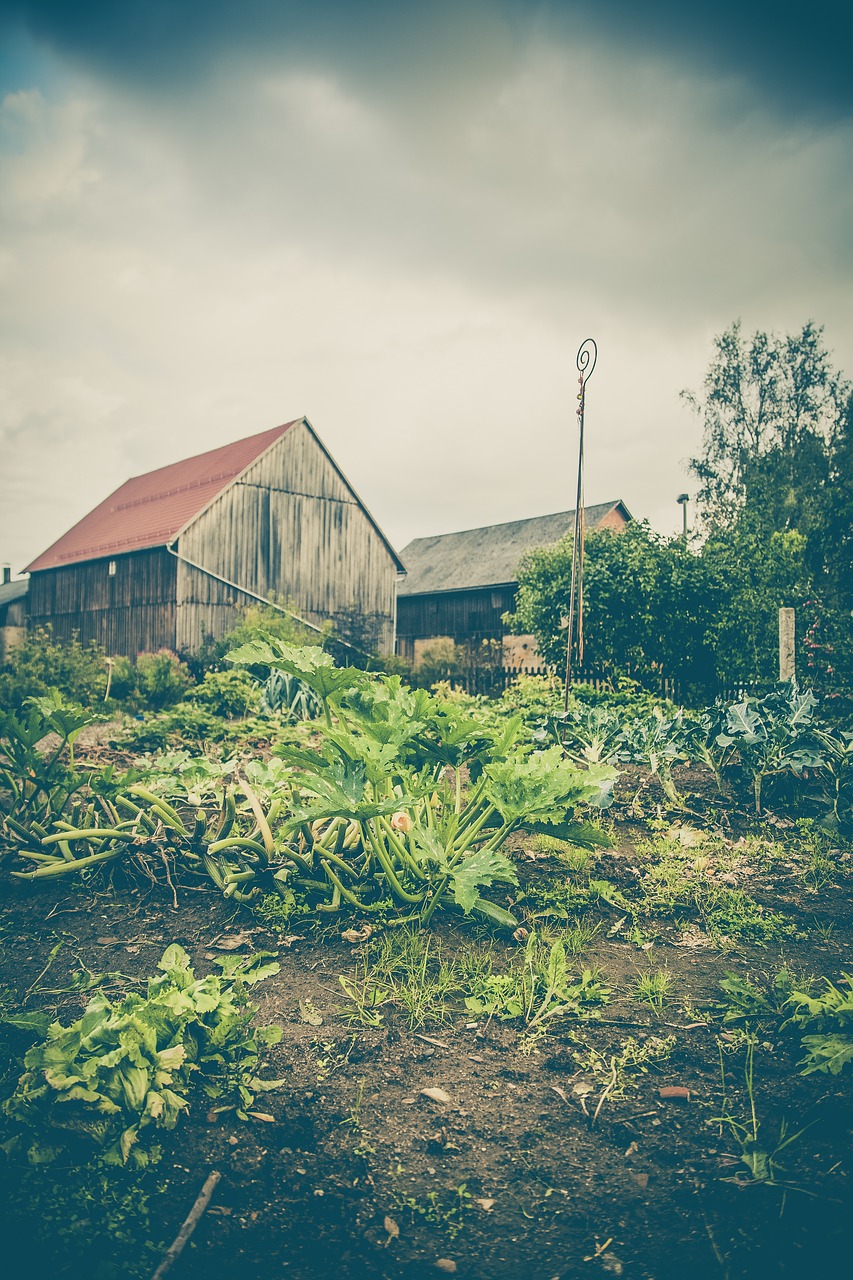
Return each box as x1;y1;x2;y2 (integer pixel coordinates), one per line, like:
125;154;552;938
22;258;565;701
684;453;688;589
0;626;109;710
185;668;260;718
133;651;193;710
1;944;282;1166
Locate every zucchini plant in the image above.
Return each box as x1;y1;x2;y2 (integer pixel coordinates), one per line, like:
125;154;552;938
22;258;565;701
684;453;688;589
229;639;614;929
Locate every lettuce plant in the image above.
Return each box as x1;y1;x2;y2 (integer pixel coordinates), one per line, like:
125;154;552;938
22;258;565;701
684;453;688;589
2;945;282;1166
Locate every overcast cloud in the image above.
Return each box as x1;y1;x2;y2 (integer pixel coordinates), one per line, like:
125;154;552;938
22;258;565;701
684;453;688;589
1;1;851;574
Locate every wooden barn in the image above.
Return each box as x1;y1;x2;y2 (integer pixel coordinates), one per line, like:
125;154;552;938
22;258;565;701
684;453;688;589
396;500;631;666
25;418;404;657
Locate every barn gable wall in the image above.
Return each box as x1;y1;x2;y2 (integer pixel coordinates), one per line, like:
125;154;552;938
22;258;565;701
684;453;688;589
27;549;177;656
175;422;398;653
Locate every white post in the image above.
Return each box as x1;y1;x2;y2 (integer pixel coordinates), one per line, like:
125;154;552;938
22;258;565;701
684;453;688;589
779;608;795;683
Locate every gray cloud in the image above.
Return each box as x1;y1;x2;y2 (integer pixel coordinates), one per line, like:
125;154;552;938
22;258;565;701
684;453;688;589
2;1;852;119
0;3;851;578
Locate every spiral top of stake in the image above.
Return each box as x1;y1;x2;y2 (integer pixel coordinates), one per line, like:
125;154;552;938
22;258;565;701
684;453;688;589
576;338;598;415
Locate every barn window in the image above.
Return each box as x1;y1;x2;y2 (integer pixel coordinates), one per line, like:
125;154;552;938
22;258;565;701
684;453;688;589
108;560;117;576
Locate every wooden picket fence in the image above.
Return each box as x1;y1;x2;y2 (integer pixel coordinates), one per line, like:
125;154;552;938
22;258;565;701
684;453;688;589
422;664;802;707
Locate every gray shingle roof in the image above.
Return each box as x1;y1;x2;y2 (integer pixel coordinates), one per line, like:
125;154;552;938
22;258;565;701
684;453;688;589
0;578;28;608
398;501;629;596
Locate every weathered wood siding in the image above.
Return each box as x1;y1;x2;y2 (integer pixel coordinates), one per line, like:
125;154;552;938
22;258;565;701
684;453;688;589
396;584;517;661
27;549;177;655
175;422;399;653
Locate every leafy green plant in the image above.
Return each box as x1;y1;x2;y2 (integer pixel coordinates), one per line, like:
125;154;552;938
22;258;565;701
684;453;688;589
225;639;614;930
4;644;613;929
185;668;260;718
133;650;193;711
536;703;626;766
0;626;110;710
0;692;96;850
337;956;393;1028
258;668;322;721
714;683;823;814
787;973;853;1076
464;932;609;1044
1;944;283;1166
618;708;692;809
717;969;796;1026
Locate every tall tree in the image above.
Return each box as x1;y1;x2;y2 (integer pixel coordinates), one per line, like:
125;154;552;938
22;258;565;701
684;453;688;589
682;320;850;528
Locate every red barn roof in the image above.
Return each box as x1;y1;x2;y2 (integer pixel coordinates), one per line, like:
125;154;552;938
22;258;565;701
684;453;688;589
25;421;298;573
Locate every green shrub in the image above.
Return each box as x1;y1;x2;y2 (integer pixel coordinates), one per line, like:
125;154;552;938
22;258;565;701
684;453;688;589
133;651;193;710
0;626;108;710
119;706;226;752
106;655;137;701
185;668;259;718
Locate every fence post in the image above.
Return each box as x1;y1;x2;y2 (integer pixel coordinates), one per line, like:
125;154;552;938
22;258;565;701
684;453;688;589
779;608;795;683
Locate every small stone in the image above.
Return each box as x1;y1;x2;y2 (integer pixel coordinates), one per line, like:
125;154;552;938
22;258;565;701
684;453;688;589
435;1261;457;1274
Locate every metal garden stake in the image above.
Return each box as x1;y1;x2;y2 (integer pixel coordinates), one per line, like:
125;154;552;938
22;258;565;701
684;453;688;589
564;337;597;709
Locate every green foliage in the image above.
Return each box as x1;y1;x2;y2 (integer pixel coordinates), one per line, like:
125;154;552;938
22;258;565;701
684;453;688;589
185;667;260;718
0;626;109;710
464;932;610;1041
258;668;322;721
506;324;852;696
0;692;95;840
787;973;853;1076
132;650;193;710
718;970;796;1025
684;320;852;689
1;944;282;1165
0;1158;164;1280
508;522;717;692
2;645;612;930
713;682;823;813
119;705;231;751
537;703;625;765
618;707;692;808
683;319;849;529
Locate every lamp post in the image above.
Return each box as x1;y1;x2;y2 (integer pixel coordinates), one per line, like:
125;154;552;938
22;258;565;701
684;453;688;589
677;493;689;539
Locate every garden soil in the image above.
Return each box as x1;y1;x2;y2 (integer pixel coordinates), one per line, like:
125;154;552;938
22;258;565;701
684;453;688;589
0;768;850;1280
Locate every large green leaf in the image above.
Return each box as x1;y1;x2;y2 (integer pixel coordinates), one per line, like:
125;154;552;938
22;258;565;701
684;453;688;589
449;849;519;913
485;748;615;825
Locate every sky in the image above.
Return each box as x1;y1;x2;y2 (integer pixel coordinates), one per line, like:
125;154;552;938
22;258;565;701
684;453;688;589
1;0;851;575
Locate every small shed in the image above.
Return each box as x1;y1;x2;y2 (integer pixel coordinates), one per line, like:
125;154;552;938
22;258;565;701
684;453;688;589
0;571;28;665
25;418;404;657
396;500;631;665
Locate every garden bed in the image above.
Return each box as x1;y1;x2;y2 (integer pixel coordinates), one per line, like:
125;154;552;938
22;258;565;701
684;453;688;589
1;784;850;1280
